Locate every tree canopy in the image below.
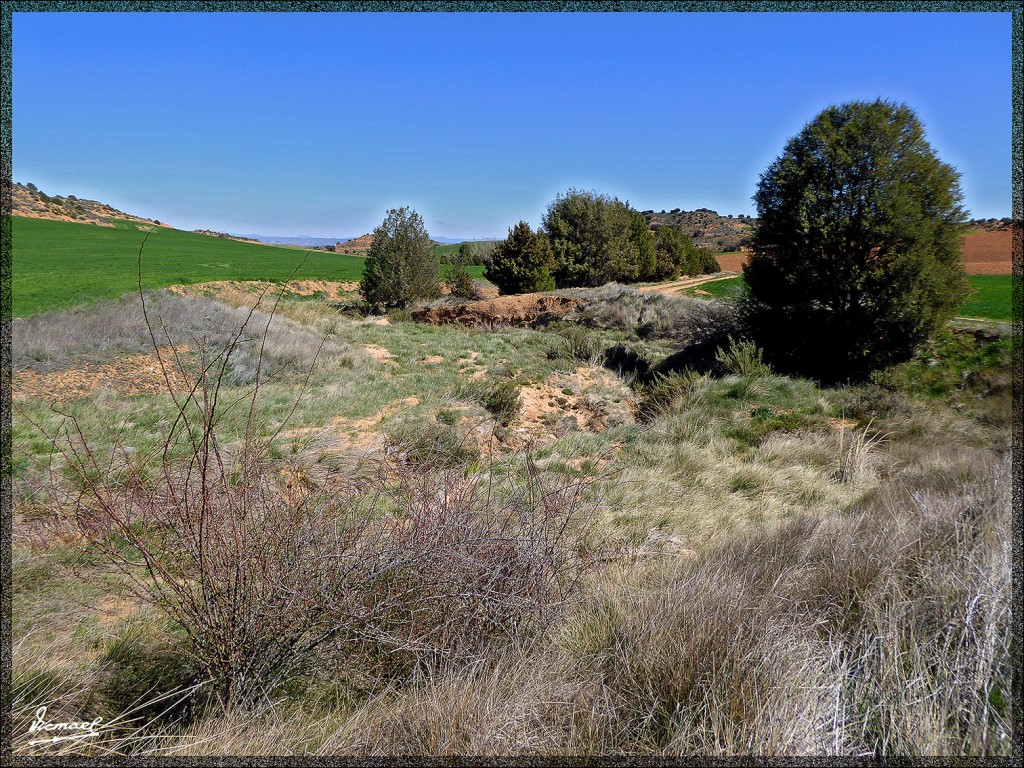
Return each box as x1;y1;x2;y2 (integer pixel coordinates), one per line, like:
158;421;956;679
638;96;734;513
360;207;440;309
541;189;657;287
741;99;968;383
485;221;556;295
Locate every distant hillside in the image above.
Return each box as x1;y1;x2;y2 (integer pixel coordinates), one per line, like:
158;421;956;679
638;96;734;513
12;181;168;228
333;234;374;254
329;234;454;255
642;208;757;253
192;229;262;244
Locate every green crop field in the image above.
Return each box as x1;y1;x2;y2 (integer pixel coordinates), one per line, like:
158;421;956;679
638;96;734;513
686;274;1013;321
11;217;484;317
959;275;1014;321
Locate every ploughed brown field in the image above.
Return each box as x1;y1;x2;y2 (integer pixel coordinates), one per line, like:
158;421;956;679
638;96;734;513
715;230;1013;275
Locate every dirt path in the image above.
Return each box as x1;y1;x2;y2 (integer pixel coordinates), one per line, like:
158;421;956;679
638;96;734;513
637;272;741;297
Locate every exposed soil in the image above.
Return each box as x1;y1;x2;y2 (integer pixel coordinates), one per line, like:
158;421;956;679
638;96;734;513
508;366;635;447
280;397;423;461
411;294;580;327
335;234;374;254
715;252;748;272
12;348;191;404
637;272;741;297
712;230;1013;275
961;230;1013;275
168;280;361;305
362;344;397;365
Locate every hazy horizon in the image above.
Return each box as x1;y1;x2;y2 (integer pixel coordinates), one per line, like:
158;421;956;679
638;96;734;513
13;11;1013;239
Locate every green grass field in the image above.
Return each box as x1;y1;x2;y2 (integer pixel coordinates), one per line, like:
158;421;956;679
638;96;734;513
686;274;1013;321
959;275;1015;321
11;217;485;317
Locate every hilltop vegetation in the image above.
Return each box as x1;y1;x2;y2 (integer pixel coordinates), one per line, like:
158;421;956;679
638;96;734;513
12;181;166;228
642;207;756;253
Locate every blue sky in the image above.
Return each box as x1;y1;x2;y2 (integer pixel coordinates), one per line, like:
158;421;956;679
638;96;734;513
13;11;1013;240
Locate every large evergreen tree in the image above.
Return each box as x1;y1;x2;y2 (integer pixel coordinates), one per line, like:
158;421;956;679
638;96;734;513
741;99;968;383
360;207;440;309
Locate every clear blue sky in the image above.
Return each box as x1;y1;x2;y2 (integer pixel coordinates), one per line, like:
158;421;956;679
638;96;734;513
13;11;1013;240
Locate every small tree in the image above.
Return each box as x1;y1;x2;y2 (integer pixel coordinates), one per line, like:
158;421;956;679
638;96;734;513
485;221;556;295
360;207;440;309
741;99;968;382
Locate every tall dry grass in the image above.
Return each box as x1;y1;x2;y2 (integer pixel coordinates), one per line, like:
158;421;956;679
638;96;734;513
119;448;1011;757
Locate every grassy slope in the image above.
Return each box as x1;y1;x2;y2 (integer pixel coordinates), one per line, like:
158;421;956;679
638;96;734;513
10;288;1012;756
12;217;370;317
12;217;484;318
686;274;1013;320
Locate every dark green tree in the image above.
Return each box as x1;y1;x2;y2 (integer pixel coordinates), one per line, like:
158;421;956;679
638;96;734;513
741;99;969;383
542;189;609;287
541;188;657;286
360;207;440;309
485;221;556;295
653;225;700;279
629;210;658;281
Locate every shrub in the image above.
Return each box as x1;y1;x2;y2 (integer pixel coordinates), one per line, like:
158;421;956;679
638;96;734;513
360;207;440;310
541;189;655;287
548;325;600;365
741;99;969;383
484;221;556;295
481;379;522;427
714;339;771;377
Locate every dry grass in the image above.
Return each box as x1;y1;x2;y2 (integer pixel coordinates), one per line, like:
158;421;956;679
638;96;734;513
11;280;1013;757
111;451;1010;757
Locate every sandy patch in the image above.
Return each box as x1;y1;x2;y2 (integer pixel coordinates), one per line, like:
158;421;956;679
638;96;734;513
363;344;397;365
168;280;360;306
509;366;634;446
281;397;422;458
13;347;192;404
